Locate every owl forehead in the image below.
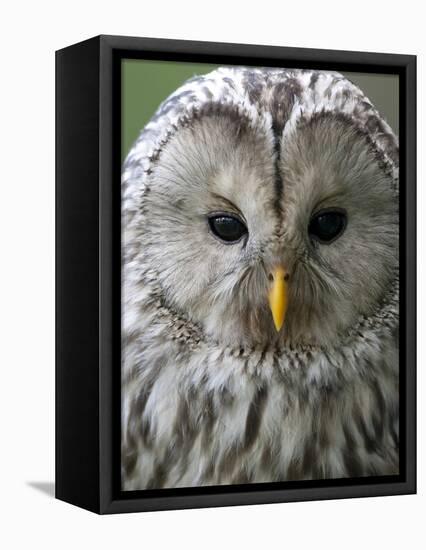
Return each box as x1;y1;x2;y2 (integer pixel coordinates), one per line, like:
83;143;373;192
137;67;398;160
123;67;398;224
149;107;279;230
150;105;394;226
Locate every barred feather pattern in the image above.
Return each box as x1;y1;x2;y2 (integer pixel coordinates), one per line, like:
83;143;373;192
121;67;399;489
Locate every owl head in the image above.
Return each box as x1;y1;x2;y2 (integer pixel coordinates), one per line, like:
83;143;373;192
123;68;399;351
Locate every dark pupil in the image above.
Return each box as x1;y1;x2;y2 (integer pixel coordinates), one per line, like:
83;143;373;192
309;211;346;243
209;216;247;242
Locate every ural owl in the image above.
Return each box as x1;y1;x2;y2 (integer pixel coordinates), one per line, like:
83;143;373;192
121;67;399;490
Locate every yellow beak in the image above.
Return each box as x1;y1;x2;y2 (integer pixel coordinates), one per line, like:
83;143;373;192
268;267;289;332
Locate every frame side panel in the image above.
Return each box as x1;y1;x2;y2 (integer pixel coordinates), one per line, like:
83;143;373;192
98;36;119;513
55;37;101;513
403;56;417;493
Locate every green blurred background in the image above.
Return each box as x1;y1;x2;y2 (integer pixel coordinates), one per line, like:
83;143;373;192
122;60;399;162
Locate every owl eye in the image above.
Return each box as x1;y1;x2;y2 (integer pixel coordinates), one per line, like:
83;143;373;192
308;208;347;244
208;214;248;243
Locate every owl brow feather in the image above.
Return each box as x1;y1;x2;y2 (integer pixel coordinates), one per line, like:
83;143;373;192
160;148;208;183
188;123;218;173
159;125;217;178
183;138;216;179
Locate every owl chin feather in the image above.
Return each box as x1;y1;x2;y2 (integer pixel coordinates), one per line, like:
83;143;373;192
121;67;399;489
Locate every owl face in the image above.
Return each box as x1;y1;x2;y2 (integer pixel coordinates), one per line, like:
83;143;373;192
133;70;398;350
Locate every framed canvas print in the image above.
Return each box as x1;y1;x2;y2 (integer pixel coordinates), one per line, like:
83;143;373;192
56;35;416;514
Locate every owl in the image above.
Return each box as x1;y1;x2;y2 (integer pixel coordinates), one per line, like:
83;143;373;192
121;67;399;490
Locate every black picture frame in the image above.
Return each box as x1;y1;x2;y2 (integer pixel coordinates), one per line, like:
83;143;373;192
56;35;416;514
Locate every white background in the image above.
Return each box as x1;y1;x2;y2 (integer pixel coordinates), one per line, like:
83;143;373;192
0;1;423;548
